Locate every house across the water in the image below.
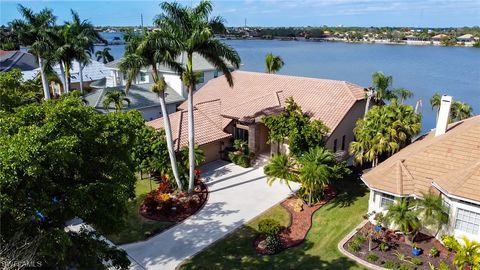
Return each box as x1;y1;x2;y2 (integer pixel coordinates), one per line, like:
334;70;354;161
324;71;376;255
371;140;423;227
147;71;368;163
362;96;480;242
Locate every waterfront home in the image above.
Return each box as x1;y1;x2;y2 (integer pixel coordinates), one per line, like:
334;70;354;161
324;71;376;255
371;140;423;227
457;34;476;46
147;71;367;163
83;83;185;120
362;96;480;242
405;35;420;45
0;50;38;72
431;34;448;45
104;52;233;100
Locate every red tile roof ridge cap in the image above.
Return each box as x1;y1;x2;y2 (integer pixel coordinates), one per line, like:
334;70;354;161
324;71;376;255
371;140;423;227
195;107;229;133
343;81;366;100
437;161;480;195
234;70;360;84
223;91;283;115
194;98;221;107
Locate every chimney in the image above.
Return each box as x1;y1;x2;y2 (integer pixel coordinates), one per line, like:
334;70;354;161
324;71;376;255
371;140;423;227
435;95;453;137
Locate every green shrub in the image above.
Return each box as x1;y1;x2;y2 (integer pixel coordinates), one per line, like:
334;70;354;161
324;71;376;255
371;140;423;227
429;247;439;257
441;235;459;251
410;257;422;266
348;241;361;252
398;264;416;270
228;152;251;168
382;261;398;269
258;219;281;236
354;235;366;243
366;253;379;262
265;235;283;253
438;262;451;270
380;242;389;252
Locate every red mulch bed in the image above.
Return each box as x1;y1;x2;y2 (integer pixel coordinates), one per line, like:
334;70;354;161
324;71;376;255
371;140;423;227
255;186;337;255
345;222;455;269
140;180;208;223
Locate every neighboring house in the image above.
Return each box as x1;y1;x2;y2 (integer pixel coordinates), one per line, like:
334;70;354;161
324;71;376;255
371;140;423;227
83;83;185;121
104;52;230;99
457;34;476;46
147;71;367;164
0;50;38;72
431;34;448;45
362;96;480;242
405;35;423;45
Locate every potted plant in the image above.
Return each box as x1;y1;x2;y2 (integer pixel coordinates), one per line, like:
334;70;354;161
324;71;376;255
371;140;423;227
411;243;422;256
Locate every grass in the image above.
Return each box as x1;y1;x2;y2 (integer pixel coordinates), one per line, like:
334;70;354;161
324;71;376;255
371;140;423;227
105;177;174;245
179;176;369;270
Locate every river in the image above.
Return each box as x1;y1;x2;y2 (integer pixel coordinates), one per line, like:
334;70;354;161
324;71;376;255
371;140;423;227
95;33;480;132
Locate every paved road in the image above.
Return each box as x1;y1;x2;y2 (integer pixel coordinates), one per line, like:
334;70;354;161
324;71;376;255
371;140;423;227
121;160;294;270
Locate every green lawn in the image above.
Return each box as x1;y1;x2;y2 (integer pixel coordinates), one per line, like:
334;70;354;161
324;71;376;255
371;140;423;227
105;177;174;245
179;177;369;270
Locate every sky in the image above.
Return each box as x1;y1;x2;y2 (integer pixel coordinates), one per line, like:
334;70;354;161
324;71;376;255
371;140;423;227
1;0;479;28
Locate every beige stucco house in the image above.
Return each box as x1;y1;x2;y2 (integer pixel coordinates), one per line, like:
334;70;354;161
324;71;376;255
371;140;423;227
147;71;367;163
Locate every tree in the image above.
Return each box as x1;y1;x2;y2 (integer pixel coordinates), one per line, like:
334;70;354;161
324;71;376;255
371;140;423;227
415;192;448;237
103;90;130;112
95;47;114;63
0;69;42;112
156;0;241;192
430;92;441;121
385;198;421;243
11;4;56;100
265;52;284;74
392;88;413;104
0;93;143;269
371;71;395;103
350;102;421;167
453;236;480;270
451;101;474;122
264;154;298;193
131;127;169;176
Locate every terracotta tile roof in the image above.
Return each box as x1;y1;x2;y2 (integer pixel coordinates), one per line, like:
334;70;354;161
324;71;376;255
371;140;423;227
180;71;365;132
147;100;232;150
362;116;480;202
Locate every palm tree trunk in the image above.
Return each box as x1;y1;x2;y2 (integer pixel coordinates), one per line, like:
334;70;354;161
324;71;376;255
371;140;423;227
158;92;184;191
187;54;195;193
78;61;84;94
364;94;371;117
64;62;70;93
59;62;67;94
38;55;50;100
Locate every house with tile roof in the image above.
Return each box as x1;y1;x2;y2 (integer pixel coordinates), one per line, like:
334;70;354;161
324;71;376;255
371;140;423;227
147;71;368;163
362;96;480;241
0;50;38;72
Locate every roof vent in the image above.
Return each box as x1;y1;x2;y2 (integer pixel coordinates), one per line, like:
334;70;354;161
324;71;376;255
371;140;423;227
435;95;453;137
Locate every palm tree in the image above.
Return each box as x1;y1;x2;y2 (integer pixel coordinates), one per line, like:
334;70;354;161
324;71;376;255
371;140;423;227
415;192;448;237
95;47;114;63
264;154;298;193
430;93;441;121
299;147;335;206
385;198;421;243
102;90;130;112
392;88;413;104
11;5;56;100
453;236;480;270
180;144;206;169
265;52;284;74
156;0;241;193
451;101;474;122
371;71;395;103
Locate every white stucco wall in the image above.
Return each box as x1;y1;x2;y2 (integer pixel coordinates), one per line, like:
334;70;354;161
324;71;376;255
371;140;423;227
162;73;185;97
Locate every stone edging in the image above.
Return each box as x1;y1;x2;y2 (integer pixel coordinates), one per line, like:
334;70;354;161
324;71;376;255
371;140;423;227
337;220;388;270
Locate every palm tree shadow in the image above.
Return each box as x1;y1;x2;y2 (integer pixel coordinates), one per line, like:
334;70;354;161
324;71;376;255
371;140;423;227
326;168;368;209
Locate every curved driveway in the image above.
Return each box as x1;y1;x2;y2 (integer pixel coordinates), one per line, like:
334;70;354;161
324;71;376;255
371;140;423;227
121;160;294;270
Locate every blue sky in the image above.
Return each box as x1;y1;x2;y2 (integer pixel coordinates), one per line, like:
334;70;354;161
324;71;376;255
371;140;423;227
1;0;479;27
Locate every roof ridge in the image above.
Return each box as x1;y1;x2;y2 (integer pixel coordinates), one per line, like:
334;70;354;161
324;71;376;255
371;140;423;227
194;98;221;107
224;91;281;114
441;161;480;195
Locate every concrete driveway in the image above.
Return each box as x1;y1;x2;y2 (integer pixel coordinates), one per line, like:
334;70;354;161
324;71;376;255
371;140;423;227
121;160;294;270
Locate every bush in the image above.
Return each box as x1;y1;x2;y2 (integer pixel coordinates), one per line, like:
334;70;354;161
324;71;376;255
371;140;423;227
354;235;366;243
366;253;379;262
438;262;451;270
228;152;251;168
265;235;283;253
258;219;281;236
380;242;389;252
410;257;422;266
348;241;361;252
441;235;459;251
398;264;416;270
382;261;398;269
429;247;439;257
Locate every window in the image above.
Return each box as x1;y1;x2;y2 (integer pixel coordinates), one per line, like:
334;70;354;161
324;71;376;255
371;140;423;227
455;208;480;234
140;72;147;82
443;199;451;215
197;72;205;84
341;135;346;150
380;193;395;208
333;139;338;152
214;70;219;78
234;127;248;142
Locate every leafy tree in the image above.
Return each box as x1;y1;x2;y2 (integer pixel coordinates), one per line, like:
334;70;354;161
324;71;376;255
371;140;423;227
95;47;114;63
265;52;284;74
453;236;480;270
350;102;421;167
262;97;329;157
451;101;474;122
11;4;56;99
156;0;241;192
415;192;448;237
392;88;413;104
370;71;396;103
385;198;421;243
131;126;170;175
103;90;130;112
264;154;298;193
0;93;145;269
430;92;441;121
0;69;42;112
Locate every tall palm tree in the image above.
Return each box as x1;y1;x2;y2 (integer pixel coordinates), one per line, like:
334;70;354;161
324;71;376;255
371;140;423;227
453;236;480;270
265;52;284;74
156;0;241;193
11;5;56;100
95;47;114;64
430;93;441;121
451;101;474;122
385;198;421;243
264;154;298;193
392;88;413;104
415;192;448;237
371;71;395;103
102;90;130;112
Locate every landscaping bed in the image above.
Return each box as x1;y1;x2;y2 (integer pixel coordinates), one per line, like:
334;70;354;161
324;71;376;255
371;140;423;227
345;222;455;269
255;186;337;255
140;179;208;223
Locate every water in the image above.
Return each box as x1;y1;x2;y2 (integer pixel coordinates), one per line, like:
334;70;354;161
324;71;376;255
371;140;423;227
95;33;480;132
